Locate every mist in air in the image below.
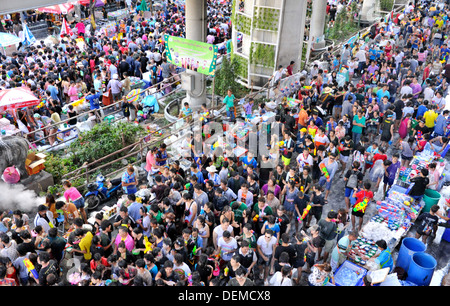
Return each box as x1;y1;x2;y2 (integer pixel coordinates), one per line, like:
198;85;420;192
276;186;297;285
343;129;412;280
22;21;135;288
0;182;45;213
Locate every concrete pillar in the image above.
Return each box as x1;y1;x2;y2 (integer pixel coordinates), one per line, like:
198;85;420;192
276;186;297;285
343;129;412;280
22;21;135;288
360;0;379;25
310;0;327;50
183;0;209;110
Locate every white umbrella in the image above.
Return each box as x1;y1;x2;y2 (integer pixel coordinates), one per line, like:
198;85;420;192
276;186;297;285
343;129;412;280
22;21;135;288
0;32;22;47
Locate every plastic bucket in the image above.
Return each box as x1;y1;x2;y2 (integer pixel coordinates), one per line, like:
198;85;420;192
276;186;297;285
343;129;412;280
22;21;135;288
406;253;437;286
423;189;441;213
395;237;426;271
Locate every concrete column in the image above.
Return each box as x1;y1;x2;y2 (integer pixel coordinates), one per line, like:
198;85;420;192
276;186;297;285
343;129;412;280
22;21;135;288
310;0;327;50
183;0;209;110
360;0;379;25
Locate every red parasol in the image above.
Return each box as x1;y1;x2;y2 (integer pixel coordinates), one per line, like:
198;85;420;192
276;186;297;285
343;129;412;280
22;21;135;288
37;3;75;15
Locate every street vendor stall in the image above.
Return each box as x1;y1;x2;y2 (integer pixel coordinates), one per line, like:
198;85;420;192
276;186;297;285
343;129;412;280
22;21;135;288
336;148;445;285
108;9;129;21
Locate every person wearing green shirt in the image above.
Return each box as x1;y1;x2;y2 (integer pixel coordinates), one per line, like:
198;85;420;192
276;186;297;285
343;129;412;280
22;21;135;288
226;38;232;54
352;109;366;144
252;198;273;233
223;89;235;121
231;201;247;225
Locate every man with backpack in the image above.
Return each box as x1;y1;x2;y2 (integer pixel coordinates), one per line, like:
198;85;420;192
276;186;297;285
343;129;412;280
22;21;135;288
344;161;364;211
351;181;374;232
317;211;338;263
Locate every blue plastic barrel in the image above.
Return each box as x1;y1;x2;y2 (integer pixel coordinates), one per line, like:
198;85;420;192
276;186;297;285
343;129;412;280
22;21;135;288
395;237;426;271
406;253;437;286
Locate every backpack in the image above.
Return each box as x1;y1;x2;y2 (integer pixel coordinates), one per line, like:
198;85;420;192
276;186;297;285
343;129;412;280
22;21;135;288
347;170;359;189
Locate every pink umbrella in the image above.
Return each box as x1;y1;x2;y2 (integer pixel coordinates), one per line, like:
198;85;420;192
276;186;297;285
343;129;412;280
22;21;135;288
0;87;40;112
37;3;75;15
77;0;106;7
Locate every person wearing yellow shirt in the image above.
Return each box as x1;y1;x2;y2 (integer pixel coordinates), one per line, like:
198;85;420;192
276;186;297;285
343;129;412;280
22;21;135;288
69;228;93;261
423;105;439;129
435;16;444;29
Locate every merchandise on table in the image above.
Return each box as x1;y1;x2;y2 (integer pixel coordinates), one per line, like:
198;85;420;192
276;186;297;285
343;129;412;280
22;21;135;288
333;260;367;286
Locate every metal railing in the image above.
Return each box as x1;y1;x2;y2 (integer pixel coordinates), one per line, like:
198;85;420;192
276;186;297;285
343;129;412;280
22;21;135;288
61;77;271;190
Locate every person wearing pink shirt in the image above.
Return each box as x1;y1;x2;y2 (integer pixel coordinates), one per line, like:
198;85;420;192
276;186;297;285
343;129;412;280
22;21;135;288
63;180;87;223
145;147;159;181
114;226;135;253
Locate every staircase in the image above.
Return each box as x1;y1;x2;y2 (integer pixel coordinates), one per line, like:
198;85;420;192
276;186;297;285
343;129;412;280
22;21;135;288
27;21;49;40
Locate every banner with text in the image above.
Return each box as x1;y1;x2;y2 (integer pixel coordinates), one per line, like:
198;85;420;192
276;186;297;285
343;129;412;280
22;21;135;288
164;35;219;76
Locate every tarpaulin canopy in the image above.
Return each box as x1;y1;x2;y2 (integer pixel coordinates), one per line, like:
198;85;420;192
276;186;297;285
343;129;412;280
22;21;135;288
0;33;22;47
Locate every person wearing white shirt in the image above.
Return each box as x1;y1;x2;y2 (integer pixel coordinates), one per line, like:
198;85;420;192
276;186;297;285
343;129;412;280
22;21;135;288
400;84;413;97
33;205;55;233
269;266;293;286
213;218;234;249
423;86;435;102
256;229;278;284
297;150;314;173
217;231;238;263
173;253;192;278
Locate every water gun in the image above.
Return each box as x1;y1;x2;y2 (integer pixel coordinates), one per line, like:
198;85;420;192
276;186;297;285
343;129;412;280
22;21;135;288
308;127;316;139
224;267;229;277
187;273;193;286
200;112;210;121
417;130;423;141
253;214;259;222
353;198;369;213
278;141;285;147
144;235;153;254
319;163;330;181
210;141;219;151
192;245;197;257
24;258;39;279
185;183;192;190
297;205;311;223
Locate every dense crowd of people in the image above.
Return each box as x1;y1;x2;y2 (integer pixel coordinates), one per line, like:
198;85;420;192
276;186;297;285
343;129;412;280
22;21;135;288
0;0;232;145
0;0;449;287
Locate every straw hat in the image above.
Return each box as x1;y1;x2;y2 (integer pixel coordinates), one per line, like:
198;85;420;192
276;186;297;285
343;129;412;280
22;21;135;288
322;87;333;94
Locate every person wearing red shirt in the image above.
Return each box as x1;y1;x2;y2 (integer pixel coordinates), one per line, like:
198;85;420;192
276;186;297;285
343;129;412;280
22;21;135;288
372;149;387;165
351;181;374;231
423;62;432;82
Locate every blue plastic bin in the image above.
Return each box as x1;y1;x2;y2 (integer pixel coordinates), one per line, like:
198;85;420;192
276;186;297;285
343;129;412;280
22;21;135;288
406;253;437;286
395;237;426;272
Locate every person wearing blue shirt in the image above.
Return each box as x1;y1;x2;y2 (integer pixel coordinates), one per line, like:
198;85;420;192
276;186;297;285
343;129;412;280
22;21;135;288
122;165;138;195
261;215;281;241
374;240;394;272
416;102;429;119
240;152;257;169
85;88;102;110
376;85;390;101
190;163;204;185
344;90;357;104
434;110;449;136
47;80;60;102
126;194;144;222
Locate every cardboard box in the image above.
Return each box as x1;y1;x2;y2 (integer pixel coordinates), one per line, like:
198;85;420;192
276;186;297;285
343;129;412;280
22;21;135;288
25;152;47;176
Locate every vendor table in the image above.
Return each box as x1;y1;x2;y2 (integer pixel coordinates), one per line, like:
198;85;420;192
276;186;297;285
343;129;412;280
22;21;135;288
343;149;448;273
108;9;129;20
